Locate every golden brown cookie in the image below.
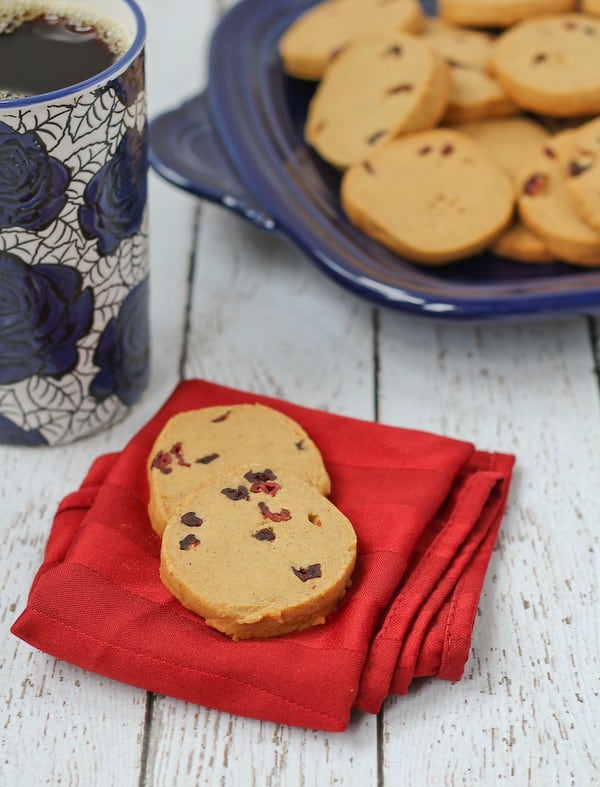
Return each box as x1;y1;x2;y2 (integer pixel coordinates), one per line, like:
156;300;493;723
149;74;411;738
561;117;600;233
160;464;357;640
148;404;330;537
420;18;517;123
490;221;554;262
279;0;424;80
439;0;576;28
517;131;600;265
490;14;600;117
450;116;550;183
341;128;514;265
305;33;451;169
582;0;600;16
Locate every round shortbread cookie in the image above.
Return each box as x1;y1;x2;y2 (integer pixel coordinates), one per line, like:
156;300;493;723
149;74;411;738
419;18;517;123
490;14;600;117
582;0;600;16
439;0;576;28
561;117;600;233
451;116;549;184
517;132;600;266
459;107;557;262
305;33;451;169
279;0;424;81
341;128;514;265
160;464;357;640
491;221;554;263
148;404;331;537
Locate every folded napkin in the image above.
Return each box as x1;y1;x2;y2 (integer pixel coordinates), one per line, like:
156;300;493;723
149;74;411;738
12;380;514;732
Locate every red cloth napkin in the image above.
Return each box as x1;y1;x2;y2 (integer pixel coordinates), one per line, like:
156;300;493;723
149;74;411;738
12;380;514;731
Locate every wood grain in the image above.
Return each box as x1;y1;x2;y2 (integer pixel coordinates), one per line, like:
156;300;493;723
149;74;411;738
2;0;599;783
378;315;600;786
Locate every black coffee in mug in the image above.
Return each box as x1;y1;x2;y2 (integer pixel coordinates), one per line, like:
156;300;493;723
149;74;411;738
0;5;126;98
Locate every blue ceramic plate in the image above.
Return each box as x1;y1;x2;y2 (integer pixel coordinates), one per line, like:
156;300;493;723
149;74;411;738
149;0;600;320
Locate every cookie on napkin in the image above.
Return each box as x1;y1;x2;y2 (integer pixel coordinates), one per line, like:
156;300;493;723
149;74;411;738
160;463;357;640
305;32;451;169
148;404;330;536
279;0;424;80
10;378;516;732
341;128;514;264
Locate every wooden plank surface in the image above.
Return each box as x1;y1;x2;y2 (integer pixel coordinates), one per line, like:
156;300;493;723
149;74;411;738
0;0;204;784
1;0;599;785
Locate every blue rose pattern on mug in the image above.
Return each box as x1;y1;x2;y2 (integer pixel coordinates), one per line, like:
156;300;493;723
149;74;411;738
0;121;71;231
90;277;150;406
0;251;94;385
79;126;148;256
0;52;149;445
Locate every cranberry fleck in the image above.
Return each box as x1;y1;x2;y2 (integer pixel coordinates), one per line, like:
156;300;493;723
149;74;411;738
151;450;173;475
543;146;556;159
221;485;250;501
254;527;276;542
181;512;203;527
386;83;413;95
329;44;347;61
244;469;277;484
441;144;454;156
258;502;291;522
522;173;548;195
384;44;403;57
292;564;322;582
211;410;231;423
179;534;200;551
196;452;219;465
367;130;386;146
171;442;190;467
568;160;591;177
419;145;432;156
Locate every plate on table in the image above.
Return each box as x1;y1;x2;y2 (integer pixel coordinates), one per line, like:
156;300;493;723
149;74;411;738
149;0;600;321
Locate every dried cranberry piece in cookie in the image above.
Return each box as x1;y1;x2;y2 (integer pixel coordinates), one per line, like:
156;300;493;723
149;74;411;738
179;534;200;551
221;485;250;501
181;512;203;527
253;527;276;542
292;564;322;582
244;468;281;496
258;502;291;522
151;450;172;475
171;442;190;467
196;452;219;465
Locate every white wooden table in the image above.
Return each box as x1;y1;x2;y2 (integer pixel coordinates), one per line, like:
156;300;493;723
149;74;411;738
2;1;599;784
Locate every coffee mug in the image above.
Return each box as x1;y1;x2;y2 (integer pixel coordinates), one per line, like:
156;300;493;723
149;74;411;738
0;0;149;446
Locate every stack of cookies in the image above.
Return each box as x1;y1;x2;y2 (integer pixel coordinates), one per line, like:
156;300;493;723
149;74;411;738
279;0;600;266
148;404;357;640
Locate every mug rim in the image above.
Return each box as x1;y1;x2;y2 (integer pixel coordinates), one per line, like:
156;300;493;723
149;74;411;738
0;0;146;110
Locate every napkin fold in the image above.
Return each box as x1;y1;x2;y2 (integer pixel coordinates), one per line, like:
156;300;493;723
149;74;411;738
12;380;514;732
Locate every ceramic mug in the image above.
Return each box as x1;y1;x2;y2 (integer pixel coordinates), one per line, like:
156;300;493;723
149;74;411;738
0;0;149;446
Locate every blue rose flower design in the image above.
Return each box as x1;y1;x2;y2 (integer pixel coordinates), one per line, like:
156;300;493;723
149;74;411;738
90;277;150;406
0;414;47;446
0;121;70;231
79;126;148;256
111;51;145;108
0;251;94;385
